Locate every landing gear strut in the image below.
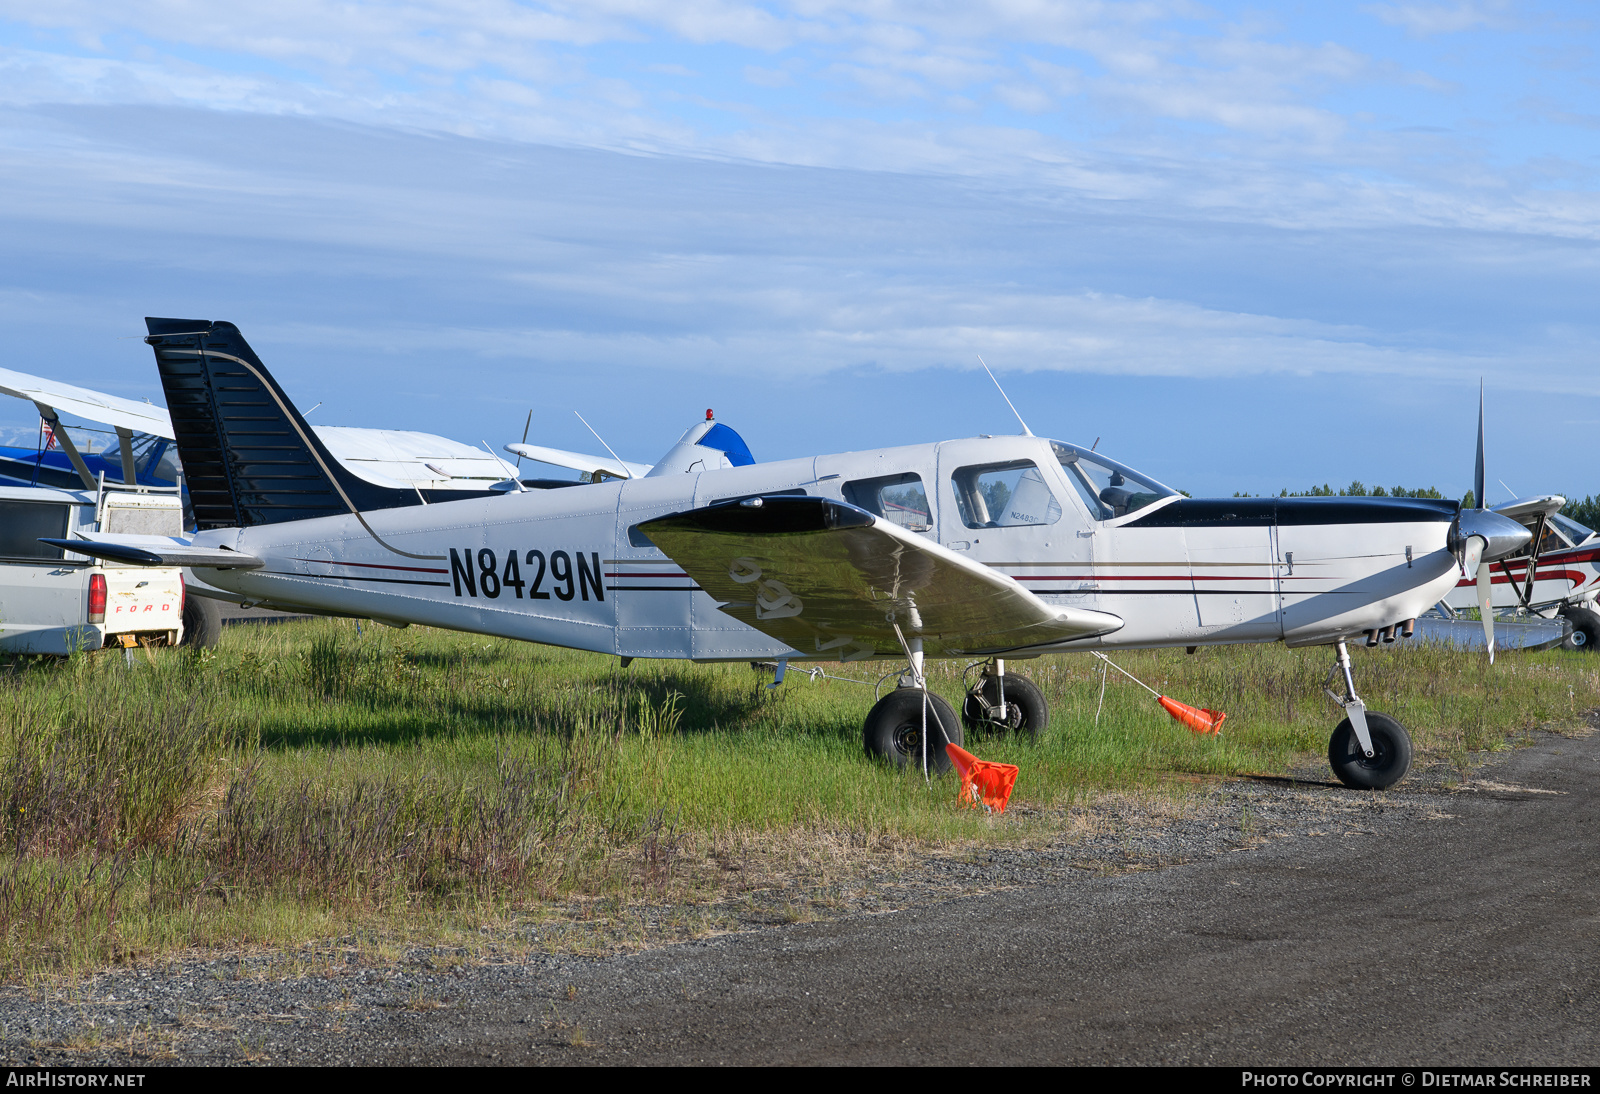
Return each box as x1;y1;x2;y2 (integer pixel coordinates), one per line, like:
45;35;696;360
1323;640;1412;790
961;658;1049;739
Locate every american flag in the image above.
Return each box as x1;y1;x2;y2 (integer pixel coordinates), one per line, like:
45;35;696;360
40;417;56;450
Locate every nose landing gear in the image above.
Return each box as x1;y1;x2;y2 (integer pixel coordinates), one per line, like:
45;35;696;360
1323;639;1412;790
960;658;1049;739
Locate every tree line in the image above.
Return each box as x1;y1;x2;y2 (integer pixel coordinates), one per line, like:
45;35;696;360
1228;483;1600;531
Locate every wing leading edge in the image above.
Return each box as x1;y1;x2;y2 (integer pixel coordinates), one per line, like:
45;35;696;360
639;495;1123;659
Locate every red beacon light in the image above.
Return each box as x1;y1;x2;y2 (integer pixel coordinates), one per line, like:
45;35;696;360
706;409;714;421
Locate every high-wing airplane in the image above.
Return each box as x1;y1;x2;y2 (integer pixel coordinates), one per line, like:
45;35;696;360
52;318;1534;793
0;364;523;498
1440;494;1600;650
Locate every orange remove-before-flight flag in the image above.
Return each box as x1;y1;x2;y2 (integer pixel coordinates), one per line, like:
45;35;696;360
944;743;1020;814
1157;695;1227;735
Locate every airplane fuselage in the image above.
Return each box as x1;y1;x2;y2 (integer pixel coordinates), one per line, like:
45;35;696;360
1444;543;1600;614
194;435;1462;661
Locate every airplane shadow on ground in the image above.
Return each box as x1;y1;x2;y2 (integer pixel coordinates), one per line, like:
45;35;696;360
1237;773;1347;791
253;658;828;751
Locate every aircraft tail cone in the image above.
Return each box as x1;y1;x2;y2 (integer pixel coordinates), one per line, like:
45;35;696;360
944;743;1019;815
1158;695;1227;735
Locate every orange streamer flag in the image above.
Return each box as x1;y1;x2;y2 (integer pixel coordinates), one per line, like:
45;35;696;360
1157;695;1226;735
944;743;1020;814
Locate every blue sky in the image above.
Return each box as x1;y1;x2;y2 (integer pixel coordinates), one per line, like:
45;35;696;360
0;1;1596;499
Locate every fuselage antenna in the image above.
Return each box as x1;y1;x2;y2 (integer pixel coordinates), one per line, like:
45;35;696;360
574;411;633;480
976;355;1033;437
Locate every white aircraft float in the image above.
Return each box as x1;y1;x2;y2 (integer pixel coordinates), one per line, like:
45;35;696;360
50;319;1533;792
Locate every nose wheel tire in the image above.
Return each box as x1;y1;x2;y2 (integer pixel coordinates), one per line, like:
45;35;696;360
863;689;963;774
961;675;1049;739
1328;712;1412;790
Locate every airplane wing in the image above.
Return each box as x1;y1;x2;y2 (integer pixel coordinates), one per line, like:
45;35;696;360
1493;494;1565;528
0;366;175;439
316;426;518;490
504;442;651;480
639;496;1123;659
39;534;263;569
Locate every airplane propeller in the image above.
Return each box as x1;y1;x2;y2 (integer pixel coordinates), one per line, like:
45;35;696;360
1474;383;1494;663
1452;381;1528;664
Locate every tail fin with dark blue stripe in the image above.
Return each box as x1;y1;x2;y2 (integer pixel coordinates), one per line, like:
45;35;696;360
144;318;421;531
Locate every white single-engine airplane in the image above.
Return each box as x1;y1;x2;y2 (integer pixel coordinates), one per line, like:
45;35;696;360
51;319;1533;791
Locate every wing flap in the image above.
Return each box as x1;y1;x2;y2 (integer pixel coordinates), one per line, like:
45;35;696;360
639;496;1121;658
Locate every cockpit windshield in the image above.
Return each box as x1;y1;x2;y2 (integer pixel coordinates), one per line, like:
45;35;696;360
1051;441;1178;521
1550;514;1596;547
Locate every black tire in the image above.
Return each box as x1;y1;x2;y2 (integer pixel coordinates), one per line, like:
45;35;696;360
180;592;223;650
1559;606;1600;652
863;689;963;774
1328;712;1412;791
961;674;1049;739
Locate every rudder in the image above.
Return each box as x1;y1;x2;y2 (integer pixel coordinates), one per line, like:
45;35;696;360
144;318;419;530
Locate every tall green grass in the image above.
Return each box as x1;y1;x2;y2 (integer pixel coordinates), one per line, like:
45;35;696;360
0;619;1594;975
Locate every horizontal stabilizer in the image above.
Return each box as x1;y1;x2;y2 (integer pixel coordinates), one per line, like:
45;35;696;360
40;534;263;569
640;495;1122;658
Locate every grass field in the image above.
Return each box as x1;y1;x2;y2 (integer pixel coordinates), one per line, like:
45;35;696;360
1;617;1596;978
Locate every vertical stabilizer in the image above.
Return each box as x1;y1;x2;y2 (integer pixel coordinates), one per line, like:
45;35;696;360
144;318;421;530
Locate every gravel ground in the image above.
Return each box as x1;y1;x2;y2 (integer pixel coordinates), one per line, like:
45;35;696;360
2;726;1591;1067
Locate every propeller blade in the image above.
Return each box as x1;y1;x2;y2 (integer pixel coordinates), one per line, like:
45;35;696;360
1474;380;1486;510
1460;533;1494;663
1477;552;1495;665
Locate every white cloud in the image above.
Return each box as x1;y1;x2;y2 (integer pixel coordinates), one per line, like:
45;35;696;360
742;64;792;88
994;82;1053;112
1366;1;1516;37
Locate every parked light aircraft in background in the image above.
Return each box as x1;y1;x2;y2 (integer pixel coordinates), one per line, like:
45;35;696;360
52;319;1534;792
0;363;536;500
1439;494;1600;650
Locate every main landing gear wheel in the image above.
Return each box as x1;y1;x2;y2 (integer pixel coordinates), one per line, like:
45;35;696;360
961;675;1049;740
1559;606;1600;652
179;593;222;650
1328;713;1412;791
863;689;963;774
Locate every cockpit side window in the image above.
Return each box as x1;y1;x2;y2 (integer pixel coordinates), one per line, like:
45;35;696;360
950;461;1061;530
1051;442;1175;521
844;473;932;532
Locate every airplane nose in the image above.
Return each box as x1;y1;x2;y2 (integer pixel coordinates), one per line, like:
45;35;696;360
1451;508;1533;562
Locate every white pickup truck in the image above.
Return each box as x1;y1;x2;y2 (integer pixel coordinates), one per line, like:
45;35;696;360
0;480;193;654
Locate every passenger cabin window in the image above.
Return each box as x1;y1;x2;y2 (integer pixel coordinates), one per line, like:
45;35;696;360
950;461;1061;529
1051;442;1176;521
0;501;69;562
844;473;932;532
